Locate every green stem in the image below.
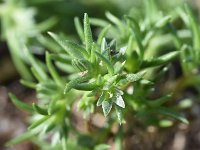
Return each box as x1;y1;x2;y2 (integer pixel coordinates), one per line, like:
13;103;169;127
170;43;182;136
115;125;123;150
3;21;33;80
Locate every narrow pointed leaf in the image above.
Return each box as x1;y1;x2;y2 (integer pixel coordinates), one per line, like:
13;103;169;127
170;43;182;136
44;122;55;133
72;58;91;72
102;100;112;117
31;67;43;82
148;94;172;107
142;51;180;68
73;82;99;91
90;42;96;63
97;24;111;45
185;4;200;50
51;53;72;64
74;17;84;43
114;95;125;108
37;17;58;32
64;75;90;94
126;16;144;57
155;16;171;28
115;105;123;124
106;12;125;33
20;79;36;89
97;93;106;106
24;47;47;81
28;116;50;130
157;107;189;124
84;13;93;53
126;35;134;56
144;0;158;23
6;131;35;146
32;103;48;115
9;93;34;113
46;52;62;86
66;40;89;58
117;71;145;86
101;38;107;53
126;71;145;82
48;97;57;115
48;32;84;58
90;18;110;27
38;35;61;53
125;16;141;33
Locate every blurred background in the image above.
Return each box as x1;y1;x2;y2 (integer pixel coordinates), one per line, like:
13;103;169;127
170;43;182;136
1;0;200;150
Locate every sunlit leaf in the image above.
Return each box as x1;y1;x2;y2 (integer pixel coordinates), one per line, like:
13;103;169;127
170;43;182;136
102;100;112;117
97;93;106;106
114;95;125;108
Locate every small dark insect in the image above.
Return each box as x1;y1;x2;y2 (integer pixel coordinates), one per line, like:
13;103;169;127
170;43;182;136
110;49;118;56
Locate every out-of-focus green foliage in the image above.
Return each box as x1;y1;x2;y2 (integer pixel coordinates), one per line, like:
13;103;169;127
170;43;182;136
0;0;57;80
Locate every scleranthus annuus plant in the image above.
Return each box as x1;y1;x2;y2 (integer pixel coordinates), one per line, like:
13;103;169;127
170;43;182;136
48;14;146;123
7;1;193;149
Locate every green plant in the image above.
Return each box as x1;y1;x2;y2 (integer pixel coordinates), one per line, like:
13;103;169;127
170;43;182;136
0;0;57;80
6;1;197;150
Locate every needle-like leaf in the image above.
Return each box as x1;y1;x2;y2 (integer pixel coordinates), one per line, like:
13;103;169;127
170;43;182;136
46;52;62;86
74;17;84;43
6;131;35;146
102;100;112;117
84;13;93;53
9;93;34;113
48;32;85;58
